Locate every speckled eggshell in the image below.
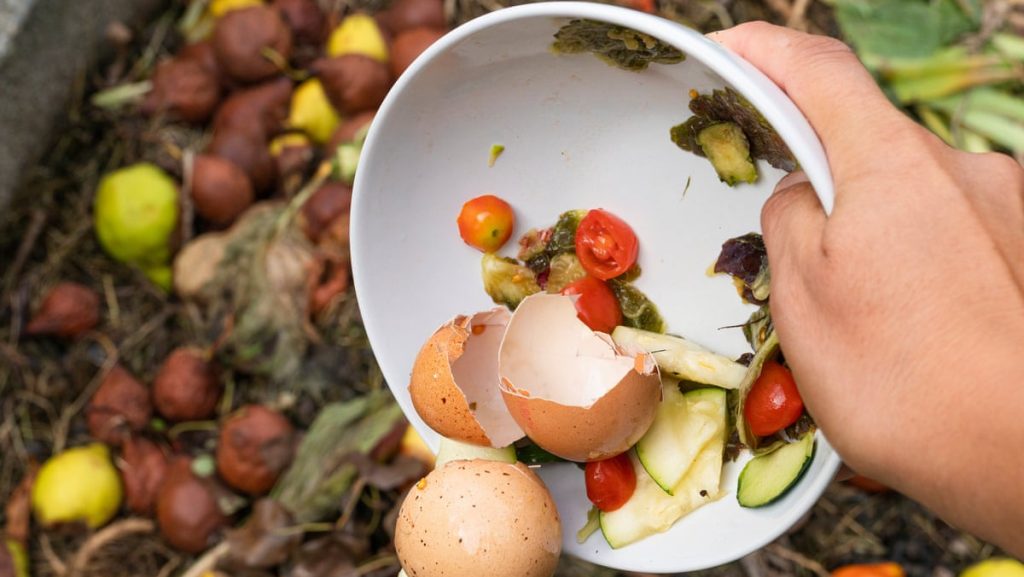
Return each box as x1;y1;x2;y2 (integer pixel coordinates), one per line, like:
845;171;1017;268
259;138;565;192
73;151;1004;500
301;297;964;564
395;460;561;577
408;309;523;448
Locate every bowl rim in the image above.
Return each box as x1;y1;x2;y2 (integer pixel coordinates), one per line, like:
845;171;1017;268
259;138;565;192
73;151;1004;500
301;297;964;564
352;2;842;571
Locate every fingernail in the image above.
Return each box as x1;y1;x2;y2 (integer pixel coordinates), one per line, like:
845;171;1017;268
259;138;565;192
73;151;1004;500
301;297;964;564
774;170;809;192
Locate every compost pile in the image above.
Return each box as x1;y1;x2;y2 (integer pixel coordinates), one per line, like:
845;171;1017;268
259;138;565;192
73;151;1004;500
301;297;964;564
0;1;1021;577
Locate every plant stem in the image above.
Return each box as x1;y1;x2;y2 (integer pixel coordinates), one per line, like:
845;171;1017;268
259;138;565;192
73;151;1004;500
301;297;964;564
916;105;955;146
891;65;1020;103
90;81;153;109
937;88;1024;123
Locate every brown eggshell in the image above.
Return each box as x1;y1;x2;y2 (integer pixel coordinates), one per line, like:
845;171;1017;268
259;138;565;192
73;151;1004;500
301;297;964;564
389;27;445;78
213;6;293;84
376;0;445;35
152;347;223;422
156;458;230;553
272;0;326;46
498;294;661;462
300;181;351;242
24;282;100;339
87;365;152;446
214;77;293;137
313;55;390;115
409;309;524;448
208;129;277;193
395;460;560;577
191;154;255;226
119;436;169;515
326;110;375;152
216;405;295;496
142;56;222;123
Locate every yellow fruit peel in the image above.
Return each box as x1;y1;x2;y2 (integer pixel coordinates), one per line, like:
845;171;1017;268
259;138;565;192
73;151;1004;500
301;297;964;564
327;14;389;62
31;444;123;529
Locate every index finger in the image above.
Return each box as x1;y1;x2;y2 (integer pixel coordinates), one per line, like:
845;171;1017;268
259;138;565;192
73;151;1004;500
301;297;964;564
709;22;911;180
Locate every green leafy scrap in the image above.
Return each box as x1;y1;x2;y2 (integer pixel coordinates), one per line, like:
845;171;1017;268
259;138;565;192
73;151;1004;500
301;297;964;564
671;88;797;175
552;19;685;71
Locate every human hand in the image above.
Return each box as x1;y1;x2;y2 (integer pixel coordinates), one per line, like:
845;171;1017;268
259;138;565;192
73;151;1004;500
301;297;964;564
711;22;1024;556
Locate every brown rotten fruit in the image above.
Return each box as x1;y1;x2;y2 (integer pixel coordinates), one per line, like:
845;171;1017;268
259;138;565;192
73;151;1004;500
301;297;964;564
152;348;223;422
156;458;230;553
314;55;390;115
119;436;169;516
216;405;295;496
300;182;352;242
142;55;222;123
273;0;326;46
208;129;277;194
213;6;293;84
87;365;152;446
191;154;255;226
25;282;100;339
214;78;293;137
376;0;445;35
390;27;445;78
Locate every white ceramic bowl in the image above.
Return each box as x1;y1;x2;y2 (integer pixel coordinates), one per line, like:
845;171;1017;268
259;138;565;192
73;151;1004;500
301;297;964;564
352;2;839;573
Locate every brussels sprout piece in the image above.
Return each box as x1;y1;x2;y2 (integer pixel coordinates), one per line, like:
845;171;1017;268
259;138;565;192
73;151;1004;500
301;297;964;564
697;122;758;186
545;253;588;294
481;253;541;309
671;87;797;186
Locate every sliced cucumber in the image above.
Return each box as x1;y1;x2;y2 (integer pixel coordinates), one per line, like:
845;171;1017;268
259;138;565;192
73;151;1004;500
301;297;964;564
600;445;723;549
435;437;516;467
636;385;727;494
737;433;815;508
611;326;747;389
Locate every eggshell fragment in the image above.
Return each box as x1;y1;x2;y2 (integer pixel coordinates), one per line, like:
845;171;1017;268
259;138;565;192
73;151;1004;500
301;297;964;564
408;308;524;448
498;293;661;462
395;460;561;577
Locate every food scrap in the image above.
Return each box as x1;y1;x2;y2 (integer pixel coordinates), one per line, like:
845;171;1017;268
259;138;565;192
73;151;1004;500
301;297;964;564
671;87;798;185
552;19;685;71
488;143;506;167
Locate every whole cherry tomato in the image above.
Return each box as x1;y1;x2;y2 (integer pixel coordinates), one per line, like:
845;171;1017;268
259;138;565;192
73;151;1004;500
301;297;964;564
575;209;639;280
585;452;636;513
744;360;805;437
456;195;514;253
561;276;622;334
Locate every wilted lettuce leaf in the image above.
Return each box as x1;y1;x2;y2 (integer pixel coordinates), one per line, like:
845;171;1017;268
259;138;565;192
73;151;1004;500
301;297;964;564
609;279;665;333
671;88;797;173
743;305;773;352
714;232;770;305
552;19;685;71
834;0;980;59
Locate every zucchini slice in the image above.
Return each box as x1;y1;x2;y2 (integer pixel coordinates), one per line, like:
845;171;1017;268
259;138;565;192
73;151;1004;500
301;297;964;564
611;326;747;389
697;122;758;185
435;437;516;467
737;433;815;508
636;385;727;494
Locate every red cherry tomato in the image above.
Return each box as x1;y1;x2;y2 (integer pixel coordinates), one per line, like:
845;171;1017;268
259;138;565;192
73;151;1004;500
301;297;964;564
561;276;622;334
456;195;514;253
744;361;805;437
585;453;636;512
575;209;639;280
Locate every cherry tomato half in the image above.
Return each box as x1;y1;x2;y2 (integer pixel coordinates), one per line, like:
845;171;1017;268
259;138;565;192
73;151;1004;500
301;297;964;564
744;361;805;437
456;195;514;253
585;453;636;513
561;276;622;334
575;209;639;280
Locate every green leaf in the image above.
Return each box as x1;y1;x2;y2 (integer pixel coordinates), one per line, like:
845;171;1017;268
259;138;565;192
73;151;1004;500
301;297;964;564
834;0;981;59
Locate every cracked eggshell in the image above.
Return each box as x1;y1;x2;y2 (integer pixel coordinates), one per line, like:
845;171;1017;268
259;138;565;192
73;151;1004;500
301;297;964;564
395;459;561;577
408;308;524;448
498;293;661;462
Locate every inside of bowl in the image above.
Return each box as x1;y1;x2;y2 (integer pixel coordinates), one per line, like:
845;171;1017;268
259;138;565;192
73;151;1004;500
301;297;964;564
354;9;837;573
